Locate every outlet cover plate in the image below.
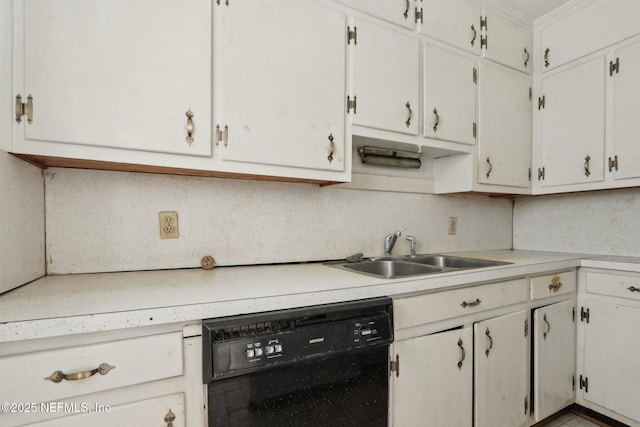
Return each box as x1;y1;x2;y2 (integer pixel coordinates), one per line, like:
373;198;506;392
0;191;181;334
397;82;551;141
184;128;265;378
159;211;179;239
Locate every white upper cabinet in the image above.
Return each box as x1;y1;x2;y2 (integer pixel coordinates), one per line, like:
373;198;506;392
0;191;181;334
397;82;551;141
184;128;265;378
217;0;346;174
350;19;420;136
423;43;476;145
418;0;481;55
541;0;640;73
15;0;212;157
477;62;531;188
482;9;532;74
334;0;414;29
611;37;640;181
538;55;606;188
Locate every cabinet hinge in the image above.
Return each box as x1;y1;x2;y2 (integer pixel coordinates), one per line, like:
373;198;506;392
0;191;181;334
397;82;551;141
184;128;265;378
15;94;34;124
609;57;620;76
347;26;357;45
528;168;532;181
524;319;528;337
524;396;528;415
529;87;532;101
215;0;229;5
347;95;357;114
608;155;619;172
480;35;487;49
572;375;576;390
538;95;546;110
573;307;576;323
473;67;478;84
579;375;589;393
390;354;400;377
480;16;487;30
215;124;229;147
538;167;545;180
580;306;590;323
415;7;423;23
473;122;477;138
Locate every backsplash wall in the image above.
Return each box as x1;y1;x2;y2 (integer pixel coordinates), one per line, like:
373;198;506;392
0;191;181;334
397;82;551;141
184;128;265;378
513;187;640;256
45;168;513;275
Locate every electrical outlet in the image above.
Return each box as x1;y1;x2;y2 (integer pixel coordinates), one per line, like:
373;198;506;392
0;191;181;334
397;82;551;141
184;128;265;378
448;217;457;235
159;211;179;239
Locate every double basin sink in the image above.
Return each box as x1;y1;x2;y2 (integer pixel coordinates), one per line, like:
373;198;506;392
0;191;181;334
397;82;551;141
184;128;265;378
329;254;511;279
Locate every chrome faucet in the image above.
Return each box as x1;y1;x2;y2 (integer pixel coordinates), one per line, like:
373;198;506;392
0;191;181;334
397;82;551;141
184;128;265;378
406;235;416;257
384;230;402;256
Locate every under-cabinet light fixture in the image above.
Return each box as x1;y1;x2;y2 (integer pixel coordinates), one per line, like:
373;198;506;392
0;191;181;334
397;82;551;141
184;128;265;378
357;146;422;169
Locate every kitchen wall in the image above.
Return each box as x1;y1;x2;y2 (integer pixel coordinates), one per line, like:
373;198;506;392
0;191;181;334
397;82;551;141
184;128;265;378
513;188;640;256
44;168;513;275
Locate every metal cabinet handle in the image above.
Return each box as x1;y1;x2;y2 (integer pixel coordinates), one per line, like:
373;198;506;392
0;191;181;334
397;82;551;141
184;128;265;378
45;363;115;383
405;102;412;128
186;109;194;145
327;133;335;163
584;155;591;177
548;282;563;291
471;24;477;46
403;0;409;19
544;48;550;68
433;108;439;133
543;313;551;340
524;47;530;68
164;409;176;427
461;298;481;308
485;328;493;357
486;158;493;179
628;286;640;293
457;338;465;370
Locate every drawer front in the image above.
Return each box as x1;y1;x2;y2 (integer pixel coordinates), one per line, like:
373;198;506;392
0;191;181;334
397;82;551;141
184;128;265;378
530;270;577;300
586;271;640;301
0;332;183;404
394;279;528;330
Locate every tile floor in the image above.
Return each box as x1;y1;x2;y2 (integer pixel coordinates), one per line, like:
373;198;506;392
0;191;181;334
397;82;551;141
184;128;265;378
542;412;605;427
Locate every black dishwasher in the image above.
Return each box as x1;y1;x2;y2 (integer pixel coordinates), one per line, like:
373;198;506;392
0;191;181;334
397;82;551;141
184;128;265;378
202;297;393;426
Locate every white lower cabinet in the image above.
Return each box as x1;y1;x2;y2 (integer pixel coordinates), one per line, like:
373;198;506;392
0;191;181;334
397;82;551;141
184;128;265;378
0;324;204;426
577;270;640;426
474;310;529;427
392;328;473;426
532;300;576;422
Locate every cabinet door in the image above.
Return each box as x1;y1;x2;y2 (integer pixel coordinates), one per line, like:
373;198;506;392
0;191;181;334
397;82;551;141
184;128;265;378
475;310;529;427
392;328;472;427
477;63;531;187
352;19;420;136
419;0;481;55
581;300;640;423
533;300;576;422
483;10;532;74
423;44;476;145
30;393;185;426
334;0;414;29
17;0;212;157
540;56;605;188
612;38;640;181
218;0;346;172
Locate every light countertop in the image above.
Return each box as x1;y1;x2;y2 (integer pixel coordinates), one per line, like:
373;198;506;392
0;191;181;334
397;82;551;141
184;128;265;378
0;250;636;343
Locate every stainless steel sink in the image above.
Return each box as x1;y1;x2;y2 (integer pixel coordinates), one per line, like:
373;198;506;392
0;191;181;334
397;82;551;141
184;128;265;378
342;260;443;279
328;254;510;279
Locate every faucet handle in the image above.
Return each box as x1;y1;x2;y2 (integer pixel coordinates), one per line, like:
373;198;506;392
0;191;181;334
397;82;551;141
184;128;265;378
406;236;416;257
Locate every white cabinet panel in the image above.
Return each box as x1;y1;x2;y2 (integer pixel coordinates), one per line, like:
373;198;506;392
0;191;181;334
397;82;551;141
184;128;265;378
533;300;576;422
419;0;481;55
18;0;212;157
392;328;472;427
483;10;532;74
612;38;640;181
218;0;346;172
478;62;531;187
540;56;605;188
334;0;414;29
474;310;529;427
423;43;476;145
351;19;419;135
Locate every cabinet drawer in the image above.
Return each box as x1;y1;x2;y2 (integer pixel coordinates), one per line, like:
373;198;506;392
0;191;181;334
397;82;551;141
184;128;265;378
586;271;640;301
530;270;576;300
394;279;528;330
0;332;183;404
